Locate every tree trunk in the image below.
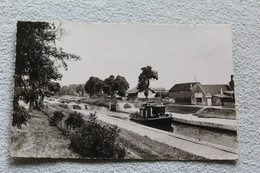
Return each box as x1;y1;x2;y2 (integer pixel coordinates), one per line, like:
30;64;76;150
29;101;33;112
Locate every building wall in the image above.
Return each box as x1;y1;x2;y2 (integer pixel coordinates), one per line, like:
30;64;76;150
169;91;192;104
127;93;138;102
191;85;207;105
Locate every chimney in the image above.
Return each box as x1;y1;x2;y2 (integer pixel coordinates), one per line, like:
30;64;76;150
220;88;223;95
229;75;235;91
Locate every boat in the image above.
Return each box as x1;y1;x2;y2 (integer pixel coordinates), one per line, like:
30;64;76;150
130;102;173;126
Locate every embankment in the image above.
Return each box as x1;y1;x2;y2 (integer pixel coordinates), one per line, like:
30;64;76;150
166;104;202;114
195;107;236;120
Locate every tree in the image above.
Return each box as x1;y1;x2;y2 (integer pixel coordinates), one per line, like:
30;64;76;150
113;75;129;97
76;84;84;97
46;82;61;97
137;66;158;99
102;75;129;97
13;21;80;125
84;77;103;97
102;75;115;96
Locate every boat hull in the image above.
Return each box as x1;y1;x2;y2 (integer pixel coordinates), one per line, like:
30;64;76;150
130;114;173;126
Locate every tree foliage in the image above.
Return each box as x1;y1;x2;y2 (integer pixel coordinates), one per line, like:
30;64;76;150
113;75;129;97
102;75;115;96
102;75;129;97
137;66;158;99
13;21;80;127
47;82;61;97
76;84;84;97
84;77;103;97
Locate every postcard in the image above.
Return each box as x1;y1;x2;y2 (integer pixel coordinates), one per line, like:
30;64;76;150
11;22;238;160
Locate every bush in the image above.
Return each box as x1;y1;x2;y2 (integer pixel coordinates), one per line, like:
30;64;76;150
70;119;126;159
49;111;65;126
12;106;31;128
72;105;82;110
58;104;68;109
65;111;85;129
123;103;131;109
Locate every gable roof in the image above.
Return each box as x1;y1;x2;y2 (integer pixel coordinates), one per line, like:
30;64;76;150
126;87;139;94
200;84;231;95
149;87;167;92
126;87;166;95
169;82;198;92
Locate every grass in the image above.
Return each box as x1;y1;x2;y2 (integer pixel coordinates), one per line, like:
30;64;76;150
10;109;81;158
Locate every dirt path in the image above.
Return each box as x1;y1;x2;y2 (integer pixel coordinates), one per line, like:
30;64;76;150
10;110;81;158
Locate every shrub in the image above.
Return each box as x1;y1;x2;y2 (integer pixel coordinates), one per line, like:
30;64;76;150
49;111;65;125
123;103;131;109
12;106;31;128
65;111;84;129
49;111;65;126
70;119;126;159
72;105;82;110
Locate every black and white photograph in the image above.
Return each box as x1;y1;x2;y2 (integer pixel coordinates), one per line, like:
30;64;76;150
11;21;238;160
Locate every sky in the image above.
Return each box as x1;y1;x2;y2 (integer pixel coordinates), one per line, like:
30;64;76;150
55;23;234;90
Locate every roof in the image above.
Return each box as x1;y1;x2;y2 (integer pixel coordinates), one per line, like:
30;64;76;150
126;87;157;98
200;84;231;95
149;87;167;92
223;91;234;95
213;94;232;98
169;82;198;92
126;87;139;94
126;87;167;94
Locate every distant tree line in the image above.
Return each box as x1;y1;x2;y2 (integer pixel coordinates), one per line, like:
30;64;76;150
57;66;158;100
57;75;130;98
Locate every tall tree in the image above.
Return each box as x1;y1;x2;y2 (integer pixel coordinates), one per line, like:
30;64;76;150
84;77;103;97
14;21;80;111
137;66;158;99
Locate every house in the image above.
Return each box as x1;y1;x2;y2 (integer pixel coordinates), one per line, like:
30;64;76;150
168;82;197;104
126;88;139;102
191;83;233;106
126;87;161;102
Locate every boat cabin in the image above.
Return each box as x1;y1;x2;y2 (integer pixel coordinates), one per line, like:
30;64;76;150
140;103;166;118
